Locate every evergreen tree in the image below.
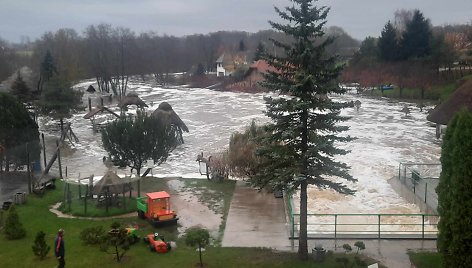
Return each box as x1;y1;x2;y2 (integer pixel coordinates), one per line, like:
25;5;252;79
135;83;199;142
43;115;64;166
239;39;246;51
378;21;399;61
4;205;26;240
36;75;83;131
437;110;472;267
399;10;432;60
101;111;181;196
254;0;356;260
253;42;265;61
37;50;57;93
32;231;50;260
11;71;32;103
0;92;40;172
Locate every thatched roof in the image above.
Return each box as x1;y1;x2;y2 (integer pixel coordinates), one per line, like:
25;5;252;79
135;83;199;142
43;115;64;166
91;171;130;195
117;93;148;109
151;102;189;132
86;85;96;93
427;79;472;125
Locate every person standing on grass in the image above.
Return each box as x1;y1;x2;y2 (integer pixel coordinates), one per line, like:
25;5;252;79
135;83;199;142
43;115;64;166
54;229;65;268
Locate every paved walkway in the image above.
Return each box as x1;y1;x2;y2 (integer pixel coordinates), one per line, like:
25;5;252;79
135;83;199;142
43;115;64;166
222;180;438;267
222;180;291;249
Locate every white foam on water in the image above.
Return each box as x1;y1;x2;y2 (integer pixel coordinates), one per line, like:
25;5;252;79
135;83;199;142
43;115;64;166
39;81;441;220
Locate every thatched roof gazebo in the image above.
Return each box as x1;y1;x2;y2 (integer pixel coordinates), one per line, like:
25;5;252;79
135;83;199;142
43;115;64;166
91;170;131;195
427;79;472;125
118;92;148;109
151;102;189;132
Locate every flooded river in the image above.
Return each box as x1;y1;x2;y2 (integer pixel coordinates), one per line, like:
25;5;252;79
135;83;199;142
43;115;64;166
5;79;442;219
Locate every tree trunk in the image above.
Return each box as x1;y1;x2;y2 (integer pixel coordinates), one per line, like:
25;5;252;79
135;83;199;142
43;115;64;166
299;108;308;260
298;179;308;260
199;246;203;267
137;167;141;197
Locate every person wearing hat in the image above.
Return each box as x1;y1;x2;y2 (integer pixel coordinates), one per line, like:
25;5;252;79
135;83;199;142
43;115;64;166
54;229;65;268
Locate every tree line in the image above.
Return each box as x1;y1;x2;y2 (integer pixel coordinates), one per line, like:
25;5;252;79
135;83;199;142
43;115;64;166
1;24;359;94
342;9;472;99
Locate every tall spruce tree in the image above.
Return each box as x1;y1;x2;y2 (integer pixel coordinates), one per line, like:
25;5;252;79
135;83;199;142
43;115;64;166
254;0;356;260
399;9;432;60
378;21;399;61
437;110;472;267
253;42;265;62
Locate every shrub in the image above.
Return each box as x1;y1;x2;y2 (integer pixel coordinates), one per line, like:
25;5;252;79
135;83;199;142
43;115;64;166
185;227;210;267
80;226;106;245
342;243;352;253
32;231;50;260
354;241;366;254
4;205;26;240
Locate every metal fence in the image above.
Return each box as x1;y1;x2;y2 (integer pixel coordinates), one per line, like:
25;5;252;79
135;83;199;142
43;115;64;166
289;213;438;239
398;162;441;212
286;194;439;240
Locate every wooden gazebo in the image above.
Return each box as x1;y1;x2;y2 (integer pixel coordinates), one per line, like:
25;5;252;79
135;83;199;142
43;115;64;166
427;79;472;125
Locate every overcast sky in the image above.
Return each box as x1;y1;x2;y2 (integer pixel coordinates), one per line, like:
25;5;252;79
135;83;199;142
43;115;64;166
1;0;471;43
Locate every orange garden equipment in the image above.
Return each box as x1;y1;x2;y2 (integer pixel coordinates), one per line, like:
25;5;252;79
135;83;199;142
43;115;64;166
137;191;178;226
143;233;171;253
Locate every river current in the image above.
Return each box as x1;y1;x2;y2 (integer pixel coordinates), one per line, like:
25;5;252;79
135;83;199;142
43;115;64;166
37;79;441;217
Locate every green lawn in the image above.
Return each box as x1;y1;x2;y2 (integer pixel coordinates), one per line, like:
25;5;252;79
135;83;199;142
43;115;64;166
0;179;381;268
408;251;443;268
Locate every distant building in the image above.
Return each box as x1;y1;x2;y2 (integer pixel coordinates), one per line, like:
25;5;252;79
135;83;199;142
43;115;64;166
225;60;278;92
215;53;248;77
216;54;226;77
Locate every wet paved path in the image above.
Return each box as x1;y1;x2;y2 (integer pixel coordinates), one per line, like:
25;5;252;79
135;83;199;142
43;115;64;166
222;180;438;267
222;180;292;249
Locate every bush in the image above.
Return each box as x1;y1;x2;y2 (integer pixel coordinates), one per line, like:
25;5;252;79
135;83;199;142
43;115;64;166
32;231;50;260
80;226;106;245
4;205;26;240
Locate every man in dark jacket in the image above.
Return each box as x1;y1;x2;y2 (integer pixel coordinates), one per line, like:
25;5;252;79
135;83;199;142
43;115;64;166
54;229;65;268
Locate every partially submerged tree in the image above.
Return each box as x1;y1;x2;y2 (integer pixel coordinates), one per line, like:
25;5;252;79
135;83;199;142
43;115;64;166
36;75;83;132
254;0;356;260
101;111;182;196
185;227;210;267
227;120;267;178
437;110;472;267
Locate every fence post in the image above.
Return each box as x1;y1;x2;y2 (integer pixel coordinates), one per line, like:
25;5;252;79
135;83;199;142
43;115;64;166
378;215;381;238
335;215;337;239
292;214;295;238
422;215;425;239
398;163;401;181
424;183;428;203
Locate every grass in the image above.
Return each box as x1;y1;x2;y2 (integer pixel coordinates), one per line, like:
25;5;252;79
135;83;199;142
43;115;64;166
364;74;472;102
182;179;236;245
408;251;443;268
0;179;383;268
58;197;137;217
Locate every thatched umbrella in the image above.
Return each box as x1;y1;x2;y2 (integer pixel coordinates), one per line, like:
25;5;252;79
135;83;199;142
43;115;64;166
86;85;96;93
151;102;189;132
91;171;130;195
427;79;472;125
118;92;148;109
91;171;132;212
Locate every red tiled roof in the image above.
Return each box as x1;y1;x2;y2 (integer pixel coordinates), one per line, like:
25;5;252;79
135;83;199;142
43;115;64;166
249;60;278;73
